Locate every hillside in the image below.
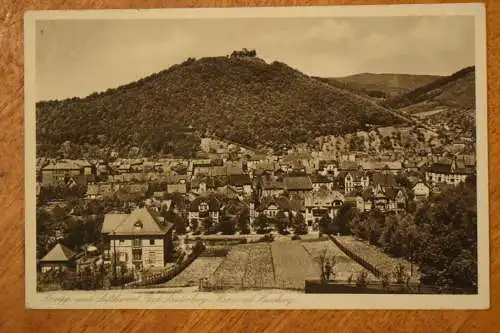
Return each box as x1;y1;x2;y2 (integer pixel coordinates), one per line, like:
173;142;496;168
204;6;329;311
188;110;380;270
387;66;476;136
36;54;403;158
334;73;442;97
385;66;475;112
312;77;383;100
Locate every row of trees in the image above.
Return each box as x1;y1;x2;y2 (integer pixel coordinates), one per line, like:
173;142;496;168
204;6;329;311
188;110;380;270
318;179;477;290
253;211;308;236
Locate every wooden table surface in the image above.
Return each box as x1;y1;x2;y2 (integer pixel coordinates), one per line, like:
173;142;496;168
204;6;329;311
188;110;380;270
0;0;498;332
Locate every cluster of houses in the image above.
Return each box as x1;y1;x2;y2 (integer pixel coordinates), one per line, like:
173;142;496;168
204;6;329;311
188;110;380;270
37;151;476;273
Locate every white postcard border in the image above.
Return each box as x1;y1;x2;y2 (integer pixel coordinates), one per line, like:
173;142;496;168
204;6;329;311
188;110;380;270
24;3;489;310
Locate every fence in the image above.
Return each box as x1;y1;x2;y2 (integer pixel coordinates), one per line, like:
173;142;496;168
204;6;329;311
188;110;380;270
304;280;477;295
328;235;383;278
198;276;305;292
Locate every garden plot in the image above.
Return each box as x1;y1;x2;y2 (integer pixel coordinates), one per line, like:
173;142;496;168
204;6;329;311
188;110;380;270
271;242;320;290
336;236;421;283
302;240;377;282
242;244;275;289
211;245;251;286
160;257;224;288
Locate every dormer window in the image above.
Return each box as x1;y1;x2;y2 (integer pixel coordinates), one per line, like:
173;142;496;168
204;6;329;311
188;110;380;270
134;221;143;231
199;202;209;213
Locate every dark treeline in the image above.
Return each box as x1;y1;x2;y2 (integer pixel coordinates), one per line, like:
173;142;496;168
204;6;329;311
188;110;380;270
320;177;477;290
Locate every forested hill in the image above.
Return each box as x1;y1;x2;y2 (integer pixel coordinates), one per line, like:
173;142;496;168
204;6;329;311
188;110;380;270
384;66;476;112
36;54;404;158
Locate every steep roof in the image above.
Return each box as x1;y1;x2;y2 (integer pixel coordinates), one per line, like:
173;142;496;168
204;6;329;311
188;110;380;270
339;161;360;171
167;183;187;194
101;208;171;236
260;175;285;190
361;161;402;171
310;173;333;184
42;161;81;171
345;171;368;181
283;176;313;191
69;159;93;168
189;195;222;212
257;196;291;212
228;174;252;186
371;172;397;188
40;243;76;262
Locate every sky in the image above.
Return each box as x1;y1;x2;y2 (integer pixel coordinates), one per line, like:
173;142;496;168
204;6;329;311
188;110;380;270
35;16;475;101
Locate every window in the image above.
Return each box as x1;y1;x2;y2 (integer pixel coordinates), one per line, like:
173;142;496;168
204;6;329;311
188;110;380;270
119;239;125;244
132;239;141;247
134;221;143;231
148;252;156;264
149;239;155;245
132;249;142;261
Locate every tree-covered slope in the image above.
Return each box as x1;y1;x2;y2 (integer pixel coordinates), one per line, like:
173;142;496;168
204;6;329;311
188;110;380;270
36;55;404;158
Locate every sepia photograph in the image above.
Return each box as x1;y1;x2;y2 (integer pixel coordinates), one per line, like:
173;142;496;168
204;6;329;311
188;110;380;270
24;4;489;309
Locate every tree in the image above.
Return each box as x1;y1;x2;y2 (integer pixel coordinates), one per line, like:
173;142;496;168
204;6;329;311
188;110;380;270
335;203;361;236
237;207;251;234
293;213;308;235
316;248;336;281
276;210;289;235
318;213;333;235
202;216;215;234
219;214;236;235
254;214;270;234
163;209;186;235
411;181;477;290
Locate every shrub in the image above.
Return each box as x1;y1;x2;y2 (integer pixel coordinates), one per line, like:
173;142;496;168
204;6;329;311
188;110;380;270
258;233;274;243
356;270;368;288
291;235;301;241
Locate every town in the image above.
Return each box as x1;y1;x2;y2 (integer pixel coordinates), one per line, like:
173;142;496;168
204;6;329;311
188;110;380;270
36;120;477;294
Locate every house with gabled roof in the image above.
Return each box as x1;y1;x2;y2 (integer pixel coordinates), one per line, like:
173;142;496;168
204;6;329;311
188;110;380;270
283;176;313;198
344;171;370;193
39;243;77;273
304;188;345;229
413;182;430;201
101;207;174;270
256;174;285;199
425;158;473;186
370;184;407;213
41;160;86;187
310;173;334;191
228;174;252;195
188;195;222;232
256;196;293;220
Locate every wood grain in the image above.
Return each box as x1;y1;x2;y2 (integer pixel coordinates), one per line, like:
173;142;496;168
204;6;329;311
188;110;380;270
0;0;498;332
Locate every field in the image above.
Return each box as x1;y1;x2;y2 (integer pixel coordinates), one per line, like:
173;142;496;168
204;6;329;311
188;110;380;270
271;242;320;289
242;244;275;288
212;245;250;286
302;240;377;282
210;242;322;290
335;236;421;283
159;257;224;287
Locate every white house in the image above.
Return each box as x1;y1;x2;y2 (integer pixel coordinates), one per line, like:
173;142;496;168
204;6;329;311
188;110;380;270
101;208;174;271
412;182;430;201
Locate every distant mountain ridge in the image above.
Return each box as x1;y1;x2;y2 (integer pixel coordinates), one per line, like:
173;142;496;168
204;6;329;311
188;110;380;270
385;66;475;112
333;73;443;97
36;54;403;158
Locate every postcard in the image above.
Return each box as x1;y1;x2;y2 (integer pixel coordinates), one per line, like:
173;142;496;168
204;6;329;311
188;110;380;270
24;3;489;309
